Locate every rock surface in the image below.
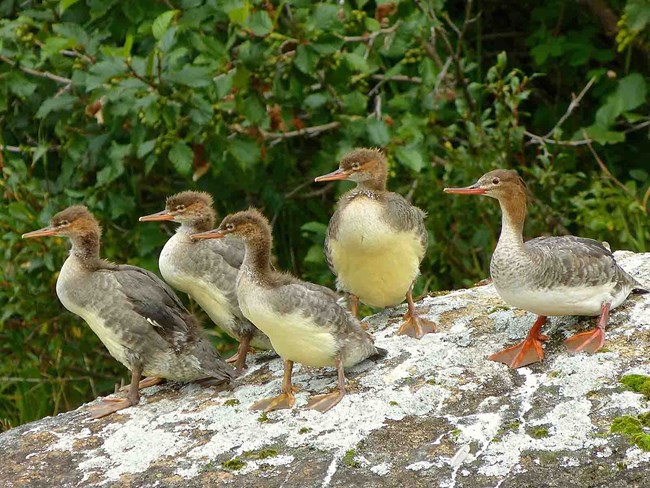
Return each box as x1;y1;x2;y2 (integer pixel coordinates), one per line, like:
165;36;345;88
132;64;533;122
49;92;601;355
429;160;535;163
2;251;650;488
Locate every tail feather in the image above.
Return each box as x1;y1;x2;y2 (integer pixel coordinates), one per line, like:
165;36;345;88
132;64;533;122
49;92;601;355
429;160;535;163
370;347;389;361
633;285;650;294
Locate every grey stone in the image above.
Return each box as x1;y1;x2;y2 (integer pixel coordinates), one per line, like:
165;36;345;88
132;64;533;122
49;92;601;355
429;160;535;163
1;251;649;487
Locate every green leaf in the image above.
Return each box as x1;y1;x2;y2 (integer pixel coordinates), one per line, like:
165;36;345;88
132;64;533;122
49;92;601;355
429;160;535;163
595;74;647;127
341;92;367;115
152;10;178;41
301;221;328;235
294;45;318;74
343;52;369;74
35;95;77;118
366;118;390;145
396;147;425;172
136;140;156;158
577;125;625;144
59;0;81;14
304;93;329;109
311;4;339;30
169;141;193;176
230;138;259;168
247;11;272;36
225;1;250;24
166;66;212;87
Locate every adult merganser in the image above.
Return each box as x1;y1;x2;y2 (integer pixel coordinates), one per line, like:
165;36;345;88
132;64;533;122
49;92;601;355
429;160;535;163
192;209;386;413
139;191;272;371
444;169;649;368
314;148;436;339
23;205;233;417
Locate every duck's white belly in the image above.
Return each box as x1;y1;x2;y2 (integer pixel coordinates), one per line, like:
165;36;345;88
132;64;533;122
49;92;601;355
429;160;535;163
495;282;628;317
160;245;237;337
238;285;338;367
330;199;423;307
56;283;132;369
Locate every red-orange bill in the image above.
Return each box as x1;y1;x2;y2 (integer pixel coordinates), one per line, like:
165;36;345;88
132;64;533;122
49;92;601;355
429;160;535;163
22;226;58;239
443;186;486;195
191;229;227;240
314;168;349;182
139;210;174;222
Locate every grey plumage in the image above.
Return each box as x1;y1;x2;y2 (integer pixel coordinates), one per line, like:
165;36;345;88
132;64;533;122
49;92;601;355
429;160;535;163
56;256;233;383
491;235;644;294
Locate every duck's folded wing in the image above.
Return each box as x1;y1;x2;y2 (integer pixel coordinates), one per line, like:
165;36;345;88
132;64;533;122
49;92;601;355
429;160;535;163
111;265;196;349
206;236;246;269
382;192;428;249
269;281;357;333
526;235;634;288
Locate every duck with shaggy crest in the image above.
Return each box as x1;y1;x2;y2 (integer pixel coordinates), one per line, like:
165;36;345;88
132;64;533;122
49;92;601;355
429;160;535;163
192;208;387;413
444;169;648;368
23;205;233;418
139;191;272;371
314;148;436;339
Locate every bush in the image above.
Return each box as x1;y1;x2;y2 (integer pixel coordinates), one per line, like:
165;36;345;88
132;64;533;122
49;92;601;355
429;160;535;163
1;0;649;429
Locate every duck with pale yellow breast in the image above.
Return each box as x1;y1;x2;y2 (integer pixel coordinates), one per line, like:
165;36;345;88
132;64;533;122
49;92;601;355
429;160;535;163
314;148;436;339
23;205;233;418
444;169;648;368
139;191;272;371
192;209;387;413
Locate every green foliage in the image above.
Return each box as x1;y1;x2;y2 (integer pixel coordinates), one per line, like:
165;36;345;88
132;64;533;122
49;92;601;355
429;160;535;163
1;0;650;430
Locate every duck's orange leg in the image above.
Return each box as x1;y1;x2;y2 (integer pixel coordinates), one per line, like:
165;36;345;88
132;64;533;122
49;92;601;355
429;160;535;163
91;367;141;419
489;315;549;368
564;302;610;353
250;360;297;412
226;334;252;374
397;285;437;339
306;357;346;413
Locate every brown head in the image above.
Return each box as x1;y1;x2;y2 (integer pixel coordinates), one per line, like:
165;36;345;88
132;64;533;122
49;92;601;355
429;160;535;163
444;169;527;202
191;208;272;245
191;208;273;273
444;169;528;227
139;191;216;231
314;148;388;190
22;205;102;260
22;205;101;240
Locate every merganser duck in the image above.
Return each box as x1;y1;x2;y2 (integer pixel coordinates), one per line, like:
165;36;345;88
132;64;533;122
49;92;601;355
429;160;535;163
22;205;233;418
139;191;272;371
314;148;436;339
444;169;649;368
191;209;386;413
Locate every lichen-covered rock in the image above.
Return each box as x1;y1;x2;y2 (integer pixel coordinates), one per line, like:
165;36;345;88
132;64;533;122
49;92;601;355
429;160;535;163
2;252;649;487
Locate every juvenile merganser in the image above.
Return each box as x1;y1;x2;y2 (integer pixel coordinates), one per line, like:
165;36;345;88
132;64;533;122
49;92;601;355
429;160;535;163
23;206;233;417
139;191;272;371
192;209;386;413
444;169;649;368
314;148;436;339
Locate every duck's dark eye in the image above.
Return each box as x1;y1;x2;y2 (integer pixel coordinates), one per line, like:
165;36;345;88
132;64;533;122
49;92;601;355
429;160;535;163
351;162;361;170
226;223;235;231
492;177;500;185
58;220;69;226
175;204;185;211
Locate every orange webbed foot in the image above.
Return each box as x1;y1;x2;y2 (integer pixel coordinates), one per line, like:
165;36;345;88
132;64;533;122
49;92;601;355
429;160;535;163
306;390;345;413
250;388;298;412
119;376;163;392
564;327;605;353
89;397;136;419
397;313;437;339
489;335;548;368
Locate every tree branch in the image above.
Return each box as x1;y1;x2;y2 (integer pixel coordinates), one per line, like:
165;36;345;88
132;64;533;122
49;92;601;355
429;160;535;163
0;55;72;85
582;130;634;196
